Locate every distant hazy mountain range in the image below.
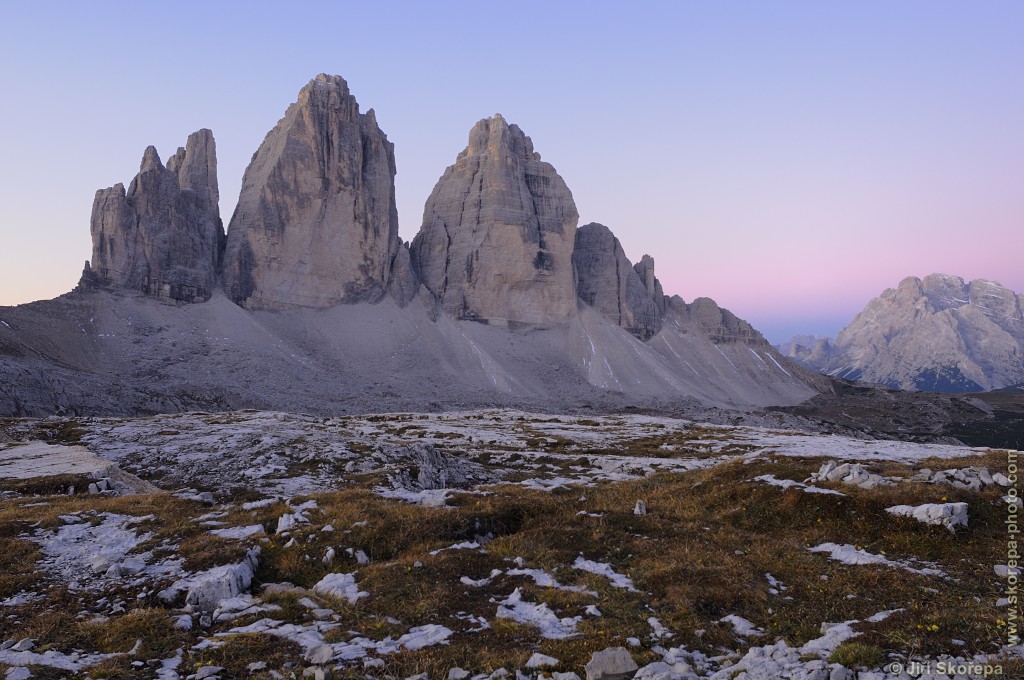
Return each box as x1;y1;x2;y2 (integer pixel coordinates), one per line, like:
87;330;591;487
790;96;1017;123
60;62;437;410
778;274;1024;392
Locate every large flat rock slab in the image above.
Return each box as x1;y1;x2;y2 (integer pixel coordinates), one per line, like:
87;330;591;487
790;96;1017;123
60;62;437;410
0;441;115;479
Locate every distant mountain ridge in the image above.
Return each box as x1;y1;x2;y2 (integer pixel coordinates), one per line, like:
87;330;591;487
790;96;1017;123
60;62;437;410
779;274;1024;392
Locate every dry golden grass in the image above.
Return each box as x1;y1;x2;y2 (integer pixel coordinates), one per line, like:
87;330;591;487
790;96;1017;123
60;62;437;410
0;446;1012;677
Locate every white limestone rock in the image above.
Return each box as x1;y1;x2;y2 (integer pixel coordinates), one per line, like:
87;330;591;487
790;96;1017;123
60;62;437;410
886;502;969;530
584;647;638;680
158;547;260;613
411;114;578;326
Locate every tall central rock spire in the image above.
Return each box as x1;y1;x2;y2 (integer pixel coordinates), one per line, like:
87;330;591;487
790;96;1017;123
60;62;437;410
223;74;403;309
410;115;579;326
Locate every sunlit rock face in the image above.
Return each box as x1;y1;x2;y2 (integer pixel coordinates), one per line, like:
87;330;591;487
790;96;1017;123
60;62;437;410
223;74;403;309
84;129;224;302
411;114;578;326
782;274;1024;392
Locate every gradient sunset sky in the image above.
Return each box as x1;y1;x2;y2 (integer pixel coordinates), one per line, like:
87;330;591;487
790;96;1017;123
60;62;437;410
1;1;1020;343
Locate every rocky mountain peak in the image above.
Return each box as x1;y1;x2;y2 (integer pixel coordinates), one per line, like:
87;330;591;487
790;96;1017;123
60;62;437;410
167;128;219;213
140;145;162;172
222;74;408;309
410;114;577;326
82;129;223;303
461;114;539;161
780;273;1024;392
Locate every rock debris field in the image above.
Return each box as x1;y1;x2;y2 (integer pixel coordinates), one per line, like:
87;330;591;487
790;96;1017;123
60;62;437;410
0;409;1020;679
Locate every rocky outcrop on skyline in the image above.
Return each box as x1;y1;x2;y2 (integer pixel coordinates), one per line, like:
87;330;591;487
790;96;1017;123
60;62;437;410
780;274;1024;392
82;129;224;302
572;223;665;339
668;296;765;345
410;114;578;326
222;74;406;309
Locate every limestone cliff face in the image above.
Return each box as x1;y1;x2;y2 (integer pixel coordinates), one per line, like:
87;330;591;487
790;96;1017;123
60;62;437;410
410;114;578;326
780;274;1024;391
223;74;406;309
669;296;765;345
572;223;665;340
84;129;223;302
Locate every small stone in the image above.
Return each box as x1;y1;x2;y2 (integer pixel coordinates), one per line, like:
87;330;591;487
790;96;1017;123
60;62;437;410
633;500;647;516
633;661;674;680
1;639;16;650
993;473;1012;487
525;653;559;668
584;647;638;680
303;667;332;680
196;667;225;680
447;668;471;680
248;661;268;672
5;668;32;680
304;644;334;665
12;638;35;652
88;483;100;494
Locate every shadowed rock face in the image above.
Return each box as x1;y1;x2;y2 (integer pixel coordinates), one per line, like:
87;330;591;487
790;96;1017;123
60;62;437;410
222;74;406;309
573;223;666;340
83;129;223;302
410;114;578;326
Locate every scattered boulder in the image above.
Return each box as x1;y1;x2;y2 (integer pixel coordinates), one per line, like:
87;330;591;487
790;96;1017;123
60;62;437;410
633;500;647;516
526;652;559;668
411;114;579;326
886;502;969;531
312;572;368;604
584;646;638;680
632;661;674;680
158;547;260;613
11;638;34;652
304;644;334;665
911;466;1008;491
808;462;892;490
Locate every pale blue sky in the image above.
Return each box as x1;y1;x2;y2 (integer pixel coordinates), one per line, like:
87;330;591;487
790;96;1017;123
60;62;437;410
1;1;1021;342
